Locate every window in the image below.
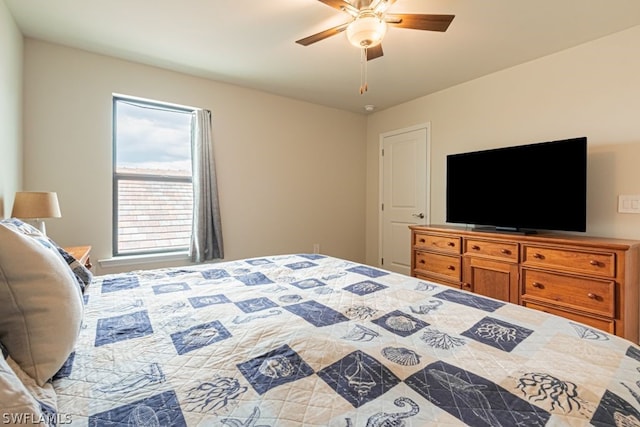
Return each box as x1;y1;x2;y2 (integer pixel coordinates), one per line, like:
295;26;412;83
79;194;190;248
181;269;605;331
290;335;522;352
113;95;195;256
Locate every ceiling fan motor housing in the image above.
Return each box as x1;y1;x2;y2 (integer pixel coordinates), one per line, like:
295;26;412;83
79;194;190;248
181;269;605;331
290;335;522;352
346;10;387;48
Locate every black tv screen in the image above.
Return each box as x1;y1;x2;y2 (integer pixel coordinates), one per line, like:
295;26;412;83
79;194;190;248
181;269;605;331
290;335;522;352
446;137;587;233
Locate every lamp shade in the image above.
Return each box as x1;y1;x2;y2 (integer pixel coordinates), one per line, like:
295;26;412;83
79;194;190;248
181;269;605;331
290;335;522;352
11;192;62;219
346;14;387;48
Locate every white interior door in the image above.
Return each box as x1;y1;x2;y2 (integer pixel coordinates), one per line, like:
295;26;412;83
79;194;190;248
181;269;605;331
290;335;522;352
380;125;429;275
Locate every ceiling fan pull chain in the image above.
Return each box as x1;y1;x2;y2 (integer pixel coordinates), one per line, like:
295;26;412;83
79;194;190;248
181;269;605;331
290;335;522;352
360;47;368;94
364;47;369;92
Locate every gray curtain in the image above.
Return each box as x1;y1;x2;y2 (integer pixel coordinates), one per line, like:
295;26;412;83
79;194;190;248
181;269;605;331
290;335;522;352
190;109;223;262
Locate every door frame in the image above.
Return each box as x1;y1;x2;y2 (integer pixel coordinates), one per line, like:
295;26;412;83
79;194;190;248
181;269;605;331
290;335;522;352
378;122;431;269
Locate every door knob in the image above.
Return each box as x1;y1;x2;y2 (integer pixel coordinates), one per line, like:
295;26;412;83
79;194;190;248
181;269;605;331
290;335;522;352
412;213;425;219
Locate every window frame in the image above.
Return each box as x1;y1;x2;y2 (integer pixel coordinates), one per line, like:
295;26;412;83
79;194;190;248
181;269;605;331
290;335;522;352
112;94;195;257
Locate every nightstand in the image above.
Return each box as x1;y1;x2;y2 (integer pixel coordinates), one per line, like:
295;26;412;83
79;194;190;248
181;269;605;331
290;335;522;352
64;245;92;269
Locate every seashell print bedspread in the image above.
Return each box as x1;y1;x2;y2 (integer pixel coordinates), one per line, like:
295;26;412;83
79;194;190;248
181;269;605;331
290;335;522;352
53;254;640;426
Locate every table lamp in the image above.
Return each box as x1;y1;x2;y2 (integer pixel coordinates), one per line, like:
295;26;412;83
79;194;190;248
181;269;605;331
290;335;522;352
11;191;62;236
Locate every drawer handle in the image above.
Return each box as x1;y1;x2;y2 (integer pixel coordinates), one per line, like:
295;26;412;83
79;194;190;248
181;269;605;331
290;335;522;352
447;242;455;247
533;253;544;259
587;293;598;299
419;238;426;243
419;260;426;264
532;282;543;289
589;260;601;267
500;249;511;255
447;265;455;271
471;245;480;250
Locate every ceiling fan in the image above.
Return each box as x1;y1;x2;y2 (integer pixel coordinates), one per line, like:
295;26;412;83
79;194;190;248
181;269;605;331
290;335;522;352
296;0;455;60
296;0;454;94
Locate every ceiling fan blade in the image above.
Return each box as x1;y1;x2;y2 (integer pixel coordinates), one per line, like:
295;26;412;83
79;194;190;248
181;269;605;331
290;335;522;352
366;44;384;61
385;13;455;32
317;0;359;16
295;22;350;46
371;0;398;14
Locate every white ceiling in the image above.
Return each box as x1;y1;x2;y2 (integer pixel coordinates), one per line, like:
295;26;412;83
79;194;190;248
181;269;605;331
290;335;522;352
5;0;640;114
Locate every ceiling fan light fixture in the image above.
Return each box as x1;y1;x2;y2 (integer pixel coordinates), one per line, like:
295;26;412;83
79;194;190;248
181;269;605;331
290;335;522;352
346;14;387;48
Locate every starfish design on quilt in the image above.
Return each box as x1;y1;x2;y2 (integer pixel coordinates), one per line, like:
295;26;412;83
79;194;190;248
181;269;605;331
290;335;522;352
221;406;270;427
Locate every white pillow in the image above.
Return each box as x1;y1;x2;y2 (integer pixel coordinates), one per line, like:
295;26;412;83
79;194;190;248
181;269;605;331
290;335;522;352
0;342;57;426
0;223;83;386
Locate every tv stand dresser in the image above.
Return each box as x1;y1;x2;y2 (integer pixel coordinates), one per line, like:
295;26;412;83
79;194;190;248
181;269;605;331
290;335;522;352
410;225;640;343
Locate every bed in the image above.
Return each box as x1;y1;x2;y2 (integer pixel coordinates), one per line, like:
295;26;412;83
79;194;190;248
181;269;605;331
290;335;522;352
2;219;640;426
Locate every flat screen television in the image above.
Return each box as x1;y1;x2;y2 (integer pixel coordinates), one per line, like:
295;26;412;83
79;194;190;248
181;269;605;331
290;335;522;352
446;136;587;234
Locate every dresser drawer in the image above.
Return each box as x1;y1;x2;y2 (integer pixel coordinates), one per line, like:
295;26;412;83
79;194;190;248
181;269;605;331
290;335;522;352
414;251;461;281
522;245;615;278
464;239;518;262
522;269;615;317
413;233;461;254
523;301;615;334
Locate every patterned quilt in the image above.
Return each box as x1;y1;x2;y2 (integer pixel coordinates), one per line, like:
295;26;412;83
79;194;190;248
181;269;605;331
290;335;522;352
53;254;640;426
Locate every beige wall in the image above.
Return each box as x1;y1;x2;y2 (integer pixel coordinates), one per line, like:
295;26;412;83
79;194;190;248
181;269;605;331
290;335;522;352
365;25;640;266
0;1;22;217
22;40;367;274
14;20;640;274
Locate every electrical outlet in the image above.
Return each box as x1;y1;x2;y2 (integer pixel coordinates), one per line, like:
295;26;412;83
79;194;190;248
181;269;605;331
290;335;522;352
313;243;320;254
618;195;640;213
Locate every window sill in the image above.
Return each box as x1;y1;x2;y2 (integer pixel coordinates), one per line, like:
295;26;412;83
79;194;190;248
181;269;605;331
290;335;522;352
98;251;190;268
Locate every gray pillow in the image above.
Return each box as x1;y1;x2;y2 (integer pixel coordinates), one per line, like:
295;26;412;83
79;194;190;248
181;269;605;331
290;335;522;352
1;218;92;293
0;223;83;386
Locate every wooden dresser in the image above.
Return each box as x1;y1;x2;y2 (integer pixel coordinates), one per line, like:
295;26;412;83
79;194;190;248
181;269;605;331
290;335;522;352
410;225;640;342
